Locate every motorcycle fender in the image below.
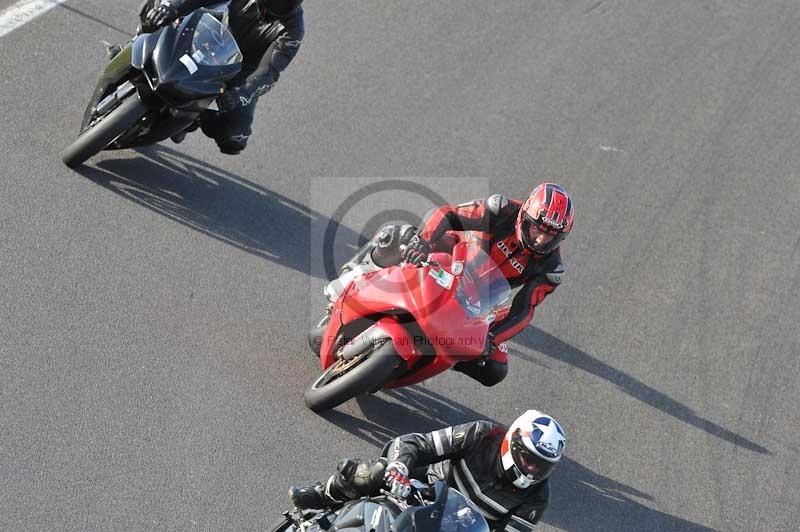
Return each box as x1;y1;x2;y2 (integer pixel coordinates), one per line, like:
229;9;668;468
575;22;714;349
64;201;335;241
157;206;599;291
320;317;420;370
371;317;420;366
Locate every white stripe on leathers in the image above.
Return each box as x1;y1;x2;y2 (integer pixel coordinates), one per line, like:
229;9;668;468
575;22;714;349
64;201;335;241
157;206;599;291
458;460;512;515
452;466;501;521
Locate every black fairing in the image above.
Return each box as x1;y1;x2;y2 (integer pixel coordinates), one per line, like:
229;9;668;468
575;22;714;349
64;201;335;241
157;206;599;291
81;46;135;131
330;498;402;532
148;12;242;104
131;31;159;70
293;483;455;532
77;8;242;147
393;483;448;532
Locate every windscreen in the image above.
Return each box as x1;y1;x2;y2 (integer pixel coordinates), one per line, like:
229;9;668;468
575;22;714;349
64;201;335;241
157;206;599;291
439;489;490;532
454;241;511;320
190;13;242;66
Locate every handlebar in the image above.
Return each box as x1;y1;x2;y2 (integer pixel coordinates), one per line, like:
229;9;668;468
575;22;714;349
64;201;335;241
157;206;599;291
398;244;439;268
381;479;436;508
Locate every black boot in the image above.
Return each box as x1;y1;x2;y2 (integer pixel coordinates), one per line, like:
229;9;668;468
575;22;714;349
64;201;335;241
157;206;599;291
289;462;367;510
288;483;330;510
170;130;187;144
171;119;201;144
453;358;508;387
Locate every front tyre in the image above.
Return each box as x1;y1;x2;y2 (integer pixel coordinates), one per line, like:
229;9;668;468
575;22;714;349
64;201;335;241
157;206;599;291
304;340;402;412
61;95;147;168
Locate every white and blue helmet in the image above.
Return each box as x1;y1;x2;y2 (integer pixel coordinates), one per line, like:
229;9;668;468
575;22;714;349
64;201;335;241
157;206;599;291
500;410;566;489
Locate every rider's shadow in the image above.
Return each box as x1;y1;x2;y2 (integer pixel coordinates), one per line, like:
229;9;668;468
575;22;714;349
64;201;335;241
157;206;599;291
325;386;717;532
75;145;360;280
510;327;769;455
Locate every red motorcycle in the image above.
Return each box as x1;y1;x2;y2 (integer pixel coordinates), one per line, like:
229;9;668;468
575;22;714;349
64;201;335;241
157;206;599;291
304;234;512;412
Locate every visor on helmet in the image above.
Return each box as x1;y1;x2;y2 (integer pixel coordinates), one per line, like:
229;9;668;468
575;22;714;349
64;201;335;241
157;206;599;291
520;214;566;254
510;430;557;483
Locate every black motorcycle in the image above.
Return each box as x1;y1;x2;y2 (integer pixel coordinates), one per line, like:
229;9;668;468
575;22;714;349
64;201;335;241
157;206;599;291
270;481;490;532
61;4;241;168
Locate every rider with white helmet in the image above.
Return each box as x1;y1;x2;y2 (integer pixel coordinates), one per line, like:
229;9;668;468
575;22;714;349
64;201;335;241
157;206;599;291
290;410;566;530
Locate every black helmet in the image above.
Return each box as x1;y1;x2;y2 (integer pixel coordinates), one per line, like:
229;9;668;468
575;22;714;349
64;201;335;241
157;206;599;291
257;0;303;18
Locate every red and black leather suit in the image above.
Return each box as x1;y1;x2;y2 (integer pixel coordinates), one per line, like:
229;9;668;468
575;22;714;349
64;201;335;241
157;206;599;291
416;194;565;386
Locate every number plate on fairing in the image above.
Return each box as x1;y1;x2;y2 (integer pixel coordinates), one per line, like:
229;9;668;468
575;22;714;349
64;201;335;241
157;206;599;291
429;268;454;289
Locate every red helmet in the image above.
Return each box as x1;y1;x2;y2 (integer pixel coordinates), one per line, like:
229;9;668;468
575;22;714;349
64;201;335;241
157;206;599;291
515;183;575;254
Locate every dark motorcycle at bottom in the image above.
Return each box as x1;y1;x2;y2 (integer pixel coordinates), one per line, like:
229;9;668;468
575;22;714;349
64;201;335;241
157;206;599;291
270;481;489;532
61;6;242;168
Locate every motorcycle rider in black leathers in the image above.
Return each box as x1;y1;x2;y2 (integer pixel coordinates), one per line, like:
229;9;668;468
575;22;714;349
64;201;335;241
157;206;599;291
136;0;304;154
289;411;567;531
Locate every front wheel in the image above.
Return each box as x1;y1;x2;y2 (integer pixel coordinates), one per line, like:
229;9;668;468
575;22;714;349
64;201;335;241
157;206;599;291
61;95;147;168
304;340;402;412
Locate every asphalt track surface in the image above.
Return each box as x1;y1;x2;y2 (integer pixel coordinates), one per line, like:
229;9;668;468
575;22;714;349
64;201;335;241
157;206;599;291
2;1;799;530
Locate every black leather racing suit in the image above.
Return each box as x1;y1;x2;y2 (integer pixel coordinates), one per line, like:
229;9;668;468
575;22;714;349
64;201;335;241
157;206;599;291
317;421;549;531
139;0;304;154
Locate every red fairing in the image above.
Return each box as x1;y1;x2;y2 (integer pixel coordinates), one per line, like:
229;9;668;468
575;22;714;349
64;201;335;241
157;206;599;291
339;253;491;358
319;244;504;389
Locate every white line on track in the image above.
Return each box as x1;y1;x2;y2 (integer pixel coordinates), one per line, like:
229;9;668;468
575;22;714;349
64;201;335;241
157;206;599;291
599;145;624;153
0;0;67;39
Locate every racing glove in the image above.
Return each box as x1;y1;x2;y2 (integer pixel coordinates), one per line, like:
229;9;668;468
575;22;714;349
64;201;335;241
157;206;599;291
401;235;430;266
217;80;274;114
144;1;179;30
384;462;412;499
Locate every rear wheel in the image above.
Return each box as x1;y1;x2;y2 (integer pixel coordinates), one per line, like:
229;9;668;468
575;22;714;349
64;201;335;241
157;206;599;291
61;95;147;168
304;340;402;412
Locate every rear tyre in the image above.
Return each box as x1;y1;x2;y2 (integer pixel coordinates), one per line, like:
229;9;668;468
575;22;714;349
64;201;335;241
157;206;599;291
304;340;402;412
61;95;147;168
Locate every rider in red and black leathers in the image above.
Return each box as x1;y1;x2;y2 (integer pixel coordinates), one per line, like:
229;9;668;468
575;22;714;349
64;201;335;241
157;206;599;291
137;0;304;154
401;184;573;387
289;412;567;531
